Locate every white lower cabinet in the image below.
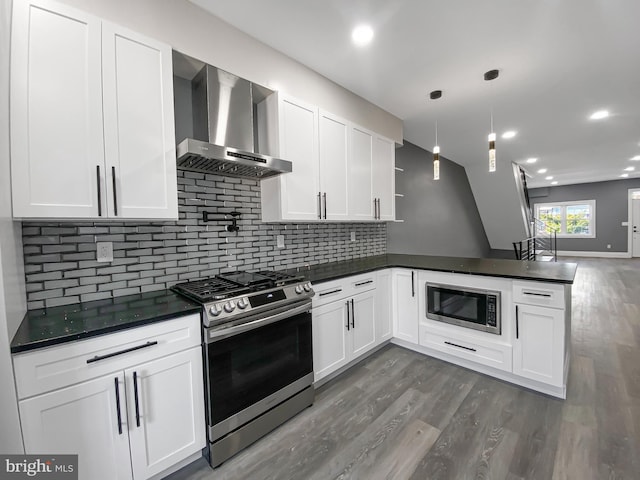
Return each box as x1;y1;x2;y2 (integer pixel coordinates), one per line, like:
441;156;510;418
20;372;133;480
512;303;565;387
375;269;393;343
14;314;205;480
312;274;381;383
392;269;419;344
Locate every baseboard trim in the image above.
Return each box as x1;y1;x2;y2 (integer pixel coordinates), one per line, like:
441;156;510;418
557;250;631;258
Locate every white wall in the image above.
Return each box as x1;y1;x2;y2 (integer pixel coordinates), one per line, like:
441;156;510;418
466;158;528;251
1;0;26;454
56;0;403;144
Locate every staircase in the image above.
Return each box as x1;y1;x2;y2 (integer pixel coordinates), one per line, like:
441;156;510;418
513;218;558;261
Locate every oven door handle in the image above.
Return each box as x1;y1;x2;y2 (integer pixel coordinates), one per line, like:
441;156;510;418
206;302;312;342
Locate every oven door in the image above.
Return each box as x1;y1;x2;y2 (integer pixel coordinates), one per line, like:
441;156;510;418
204;301;313;441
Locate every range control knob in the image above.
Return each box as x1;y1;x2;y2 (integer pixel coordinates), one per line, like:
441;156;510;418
294;285;304;294
223;301;236;313
303;282;312;292
237;298;249;309
209;304;222;317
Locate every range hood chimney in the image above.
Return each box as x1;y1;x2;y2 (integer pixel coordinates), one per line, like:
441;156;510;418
176;65;291;179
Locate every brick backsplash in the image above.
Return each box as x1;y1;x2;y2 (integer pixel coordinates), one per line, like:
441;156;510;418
22;171;387;309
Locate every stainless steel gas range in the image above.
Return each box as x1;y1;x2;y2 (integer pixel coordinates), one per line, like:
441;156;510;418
172;270;315;467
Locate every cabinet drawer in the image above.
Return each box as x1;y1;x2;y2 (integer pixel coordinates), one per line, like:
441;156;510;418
513;281;565;309
312;272;377;308
313;278;350;307
419;323;512;372
13;313;201;399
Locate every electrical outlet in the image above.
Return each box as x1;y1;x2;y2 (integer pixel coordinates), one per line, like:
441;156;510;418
350;231;356;242
96;241;113;262
276;235;285;249
607;244;611;249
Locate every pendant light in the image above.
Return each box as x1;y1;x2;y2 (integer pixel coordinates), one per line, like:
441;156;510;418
484;69;499;173
430;90;442;180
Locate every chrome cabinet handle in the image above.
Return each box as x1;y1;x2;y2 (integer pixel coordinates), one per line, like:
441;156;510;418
133;371;141;427
322;192;327;219
319;288;342;297
96;165;102;216
114;377;123;435
86;341;158;364
111;166;118;216
350;299;355;328
411;271;415;297
355;280;373;287
345;301;350;331
445;341;477;352
317;192;322;219
515;305;519;339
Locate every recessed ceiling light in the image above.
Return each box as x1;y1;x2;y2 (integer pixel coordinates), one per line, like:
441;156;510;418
624;166;635;171
620;173;629;178
526;158;538;164
631;155;640;161
351;25;374;46
537;168;547;174
502;130;517;139
545;176;554;180
551;181;558;185
589;110;609;120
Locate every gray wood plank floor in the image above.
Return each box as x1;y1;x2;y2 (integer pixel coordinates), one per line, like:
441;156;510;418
167;258;640;480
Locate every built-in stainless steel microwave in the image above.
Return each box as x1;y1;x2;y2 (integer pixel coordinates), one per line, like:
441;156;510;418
426;283;501;335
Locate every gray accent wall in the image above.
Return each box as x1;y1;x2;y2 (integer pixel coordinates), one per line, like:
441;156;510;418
387;141;490;258
529;178;640;252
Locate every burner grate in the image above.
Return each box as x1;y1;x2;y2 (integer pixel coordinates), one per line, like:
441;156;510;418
254;270;304;285
172;277;248;303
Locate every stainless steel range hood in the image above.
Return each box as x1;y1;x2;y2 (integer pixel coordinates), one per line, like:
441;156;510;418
176;65;291;179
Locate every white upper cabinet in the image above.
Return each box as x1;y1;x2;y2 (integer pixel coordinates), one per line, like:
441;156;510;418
348;126;374;221
10;0;178;220
102;23;178;219
258;92;395;222
318;110;349;221
373;135;396;221
259;93;320;221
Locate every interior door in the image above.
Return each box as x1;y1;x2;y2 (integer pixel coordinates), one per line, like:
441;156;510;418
633;197;640;257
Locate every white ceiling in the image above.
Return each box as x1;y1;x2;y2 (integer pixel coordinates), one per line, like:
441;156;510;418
191;0;640;188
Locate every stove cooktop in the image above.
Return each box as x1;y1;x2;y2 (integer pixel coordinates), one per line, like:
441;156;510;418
171;270;304;304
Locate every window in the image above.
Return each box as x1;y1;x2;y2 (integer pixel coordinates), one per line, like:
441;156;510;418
534;200;596;238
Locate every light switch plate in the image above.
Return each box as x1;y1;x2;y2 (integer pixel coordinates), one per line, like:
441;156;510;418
96;241;113;262
350;231;356;242
276;234;285;249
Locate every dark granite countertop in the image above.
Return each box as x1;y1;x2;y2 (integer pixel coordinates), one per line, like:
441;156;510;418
12;254;576;355
288;254;578;285
11;290;201;354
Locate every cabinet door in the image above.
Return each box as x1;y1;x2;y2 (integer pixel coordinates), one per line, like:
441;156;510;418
513;304;565;386
375;269;393;343
393;270;419;344
10;0;105;218
127;347;206;480
19;373;133;480
348;126;374;220
373;135;396;221
312;301;349;382
351;291;377;358
277;96;320;220
102;22;178;220
318;111;349;220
